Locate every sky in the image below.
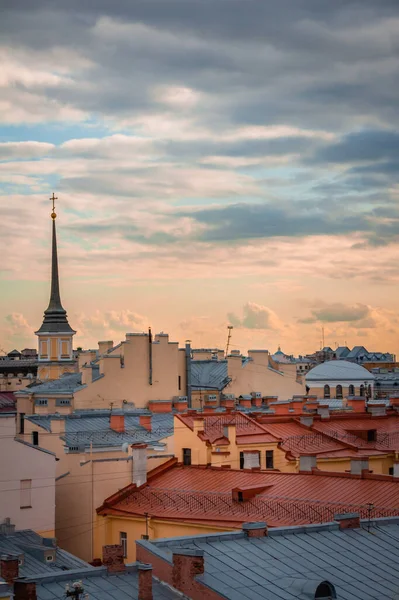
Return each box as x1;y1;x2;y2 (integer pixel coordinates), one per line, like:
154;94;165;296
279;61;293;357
1;0;399;356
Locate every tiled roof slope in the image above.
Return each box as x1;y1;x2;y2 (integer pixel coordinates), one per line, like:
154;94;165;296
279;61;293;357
26;411;174;448
0;529;90;579
312;414;399;451
99;462;399;527
144;517;399;600
177;412;278;445
20;372;83;394
0;392;16;412
31;565;180;600
191;360;230;390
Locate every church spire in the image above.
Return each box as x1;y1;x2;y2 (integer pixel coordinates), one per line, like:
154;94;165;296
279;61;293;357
35;194;75;335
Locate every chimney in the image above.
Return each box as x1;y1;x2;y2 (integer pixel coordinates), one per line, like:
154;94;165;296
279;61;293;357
299;415;313;427
110;414;124;433
350;457;369;475
317;403;330;419
14;580;37;600
299;454;317;472
98;340;114;355
0;555;19;584
138;563;153;600
132;443;147;487
139;415;152;432
193;417;204;434
102;545;125;573
367;403;386;417
172;549;204;592
242;522;268;538
334;512;360;530
347;398;366;413
393;462;399;478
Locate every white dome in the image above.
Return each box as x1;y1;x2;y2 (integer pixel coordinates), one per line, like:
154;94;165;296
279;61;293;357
306;360;374;382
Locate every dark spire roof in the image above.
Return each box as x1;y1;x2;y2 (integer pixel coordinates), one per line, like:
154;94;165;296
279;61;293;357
36;215;76;335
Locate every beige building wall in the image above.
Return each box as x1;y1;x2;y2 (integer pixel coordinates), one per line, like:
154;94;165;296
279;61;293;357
0;415;56;536
225;351;305;400
75;333;187;410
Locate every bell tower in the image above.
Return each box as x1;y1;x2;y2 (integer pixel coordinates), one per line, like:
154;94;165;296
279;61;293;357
35;194;76;380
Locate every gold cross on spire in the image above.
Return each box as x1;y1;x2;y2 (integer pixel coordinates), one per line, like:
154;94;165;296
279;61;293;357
50;192;57;220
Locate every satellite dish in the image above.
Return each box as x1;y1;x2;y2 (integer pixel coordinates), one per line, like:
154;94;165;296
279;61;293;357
121;442;129;453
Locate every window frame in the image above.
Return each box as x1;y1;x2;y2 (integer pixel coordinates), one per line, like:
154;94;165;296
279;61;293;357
20;479;32;509
266;450;274;470
182;448;192;466
120;531;127;558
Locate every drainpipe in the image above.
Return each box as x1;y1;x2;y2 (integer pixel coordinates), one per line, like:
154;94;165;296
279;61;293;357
148;327;153;386
185;340;192;408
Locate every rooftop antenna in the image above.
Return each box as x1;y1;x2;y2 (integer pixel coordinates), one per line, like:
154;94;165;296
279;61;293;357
226;325;233;356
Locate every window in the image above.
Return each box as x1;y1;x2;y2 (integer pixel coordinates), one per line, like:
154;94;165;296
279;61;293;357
19;413;25;434
237;491;244;502
182;448;191;466
348;384;354;396
36;399;48;406
32;431;39;446
178;375;181;391
266;450;274;469
120;532;127;558
323;385;330;399
360;385;365;397
315;581;336;599
389;467;394;476
20;480;32;508
239;451;244;470
367;429;377;442
336;385;343;399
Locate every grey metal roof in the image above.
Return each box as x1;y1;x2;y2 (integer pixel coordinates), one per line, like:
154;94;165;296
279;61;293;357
191;360;230;390
0;530;90;579
22;372;83;394
29;565;180;600
26;411;174;448
146;517;399;600
306;360;374;382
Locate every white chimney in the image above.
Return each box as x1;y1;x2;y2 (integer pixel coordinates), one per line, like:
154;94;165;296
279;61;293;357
132;444;147;487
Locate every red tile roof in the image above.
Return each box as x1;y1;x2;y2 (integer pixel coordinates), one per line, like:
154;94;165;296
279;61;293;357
177;412;278;445
98;460;399;528
312;415;399;452
0;392;16;412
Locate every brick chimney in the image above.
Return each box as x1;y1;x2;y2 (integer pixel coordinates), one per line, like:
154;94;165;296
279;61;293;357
138;563;153;600
14;580;37;600
350;457;369;475
242;522;268;537
132;443;147;487
102;545;125;573
172;549;204;592
334;512;360;530
139;415;152;432
299;454;317;472
110;414;124;433
0;555;19;584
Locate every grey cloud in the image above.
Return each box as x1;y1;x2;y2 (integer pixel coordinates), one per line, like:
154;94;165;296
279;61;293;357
316;130;399;164
299;302;370;324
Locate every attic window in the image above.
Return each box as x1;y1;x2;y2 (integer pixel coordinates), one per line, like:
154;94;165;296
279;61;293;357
315;581;336;599
46;555;54;562
367;429;377;442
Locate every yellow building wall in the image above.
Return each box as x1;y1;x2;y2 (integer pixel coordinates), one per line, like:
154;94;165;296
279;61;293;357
94;514;236;562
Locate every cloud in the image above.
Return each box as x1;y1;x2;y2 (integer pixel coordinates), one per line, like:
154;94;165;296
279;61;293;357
74;310;148;345
300;303;370;324
228;302;282;330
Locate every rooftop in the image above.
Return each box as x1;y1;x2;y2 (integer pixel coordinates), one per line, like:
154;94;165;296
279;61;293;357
140;517;399;600
26;410;174;449
19;372;83;395
0;527;90;579
306;360;375;382
177;412;278;445
191;359;230;390
0;393;16;413
98;460;399;528
22;564;180;600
